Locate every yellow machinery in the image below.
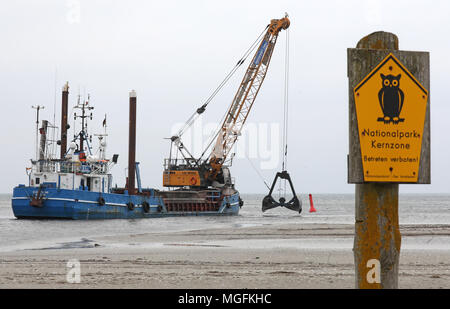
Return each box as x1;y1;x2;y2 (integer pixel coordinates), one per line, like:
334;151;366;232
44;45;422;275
163;16;290;188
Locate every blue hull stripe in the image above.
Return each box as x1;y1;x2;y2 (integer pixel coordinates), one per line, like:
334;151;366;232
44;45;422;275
12;197;162;208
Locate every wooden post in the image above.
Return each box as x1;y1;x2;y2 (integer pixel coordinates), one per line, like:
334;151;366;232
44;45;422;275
128;90;137;195
348;32;430;289
61;82;69;159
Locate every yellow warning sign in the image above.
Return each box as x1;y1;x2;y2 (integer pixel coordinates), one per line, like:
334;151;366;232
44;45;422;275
354;53;428;182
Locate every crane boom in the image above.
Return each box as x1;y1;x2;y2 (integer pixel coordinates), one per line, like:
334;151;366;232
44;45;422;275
163;16;290;188
207;16;290;180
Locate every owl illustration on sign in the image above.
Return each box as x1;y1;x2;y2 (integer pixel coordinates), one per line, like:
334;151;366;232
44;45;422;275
377;74;405;124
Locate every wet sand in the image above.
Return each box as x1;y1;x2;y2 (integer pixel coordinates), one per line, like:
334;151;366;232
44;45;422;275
0;223;449;289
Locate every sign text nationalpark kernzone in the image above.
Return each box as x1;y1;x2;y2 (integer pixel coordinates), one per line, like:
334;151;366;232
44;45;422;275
362;128;421;150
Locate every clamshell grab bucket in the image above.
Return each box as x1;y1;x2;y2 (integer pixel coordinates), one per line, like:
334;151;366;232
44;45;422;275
262;171;301;213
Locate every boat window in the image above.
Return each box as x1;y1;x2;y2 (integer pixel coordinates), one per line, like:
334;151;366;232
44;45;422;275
35;178;40;185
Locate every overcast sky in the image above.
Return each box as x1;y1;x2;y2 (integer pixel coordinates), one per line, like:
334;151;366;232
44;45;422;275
1;0;449;194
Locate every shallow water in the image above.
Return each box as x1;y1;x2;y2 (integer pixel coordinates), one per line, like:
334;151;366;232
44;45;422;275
0;193;449;252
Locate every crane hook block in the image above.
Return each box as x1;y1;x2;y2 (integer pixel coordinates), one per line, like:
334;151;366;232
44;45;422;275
262;171;302;213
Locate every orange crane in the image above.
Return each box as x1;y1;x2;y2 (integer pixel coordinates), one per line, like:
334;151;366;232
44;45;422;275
163;16;290;189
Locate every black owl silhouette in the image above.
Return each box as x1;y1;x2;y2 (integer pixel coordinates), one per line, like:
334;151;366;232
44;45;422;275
377;74;405;124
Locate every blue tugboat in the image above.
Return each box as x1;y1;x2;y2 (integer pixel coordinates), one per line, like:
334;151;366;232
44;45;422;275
12;85;241;219
12;16;290;220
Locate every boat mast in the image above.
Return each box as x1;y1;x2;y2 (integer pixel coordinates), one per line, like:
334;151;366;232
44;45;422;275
74;94;94;152
31;105;45;161
60;82;69;159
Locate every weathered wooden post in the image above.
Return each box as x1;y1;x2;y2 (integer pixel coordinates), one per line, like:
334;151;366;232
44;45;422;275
60;82;69;159
128;90;137;195
348;32;430;289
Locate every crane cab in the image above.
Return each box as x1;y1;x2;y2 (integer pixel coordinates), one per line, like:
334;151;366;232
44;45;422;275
162;158;204;187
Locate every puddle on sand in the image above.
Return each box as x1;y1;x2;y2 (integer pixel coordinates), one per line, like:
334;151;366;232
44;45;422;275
29;238;100;250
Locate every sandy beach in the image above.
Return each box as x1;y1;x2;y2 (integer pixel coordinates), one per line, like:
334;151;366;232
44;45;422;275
1;223;449;289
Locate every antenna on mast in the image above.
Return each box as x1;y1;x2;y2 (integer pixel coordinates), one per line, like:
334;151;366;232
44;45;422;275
74;91;94;153
52;67;57;159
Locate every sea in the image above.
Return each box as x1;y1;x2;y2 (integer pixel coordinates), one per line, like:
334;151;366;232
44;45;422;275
1;193;449;252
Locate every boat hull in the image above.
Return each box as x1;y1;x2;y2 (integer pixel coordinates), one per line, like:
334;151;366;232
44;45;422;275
12;186;240;220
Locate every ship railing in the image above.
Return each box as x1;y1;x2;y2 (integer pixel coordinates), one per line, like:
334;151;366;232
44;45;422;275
60;162;77;173
164;158;201;170
206;190;221;202
32;160;60;173
88;162;108;175
32;160;81;174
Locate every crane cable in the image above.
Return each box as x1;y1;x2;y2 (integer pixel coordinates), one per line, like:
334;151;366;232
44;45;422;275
175;26;269;140
279;27;290;197
282;28;290;172
242;26;292;194
246;155;271;190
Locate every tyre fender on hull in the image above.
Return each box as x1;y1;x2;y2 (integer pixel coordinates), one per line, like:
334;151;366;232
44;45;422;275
142;201;150;213
98;197;105;206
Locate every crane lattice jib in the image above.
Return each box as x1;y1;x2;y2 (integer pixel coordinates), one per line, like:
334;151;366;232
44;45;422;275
208;17;290;176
